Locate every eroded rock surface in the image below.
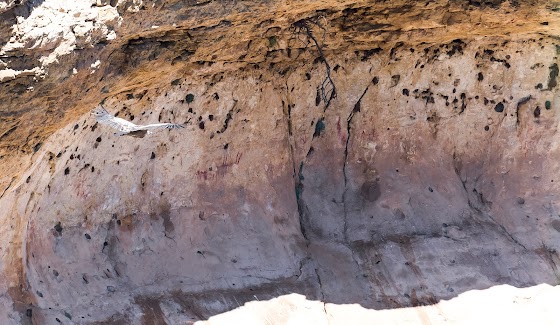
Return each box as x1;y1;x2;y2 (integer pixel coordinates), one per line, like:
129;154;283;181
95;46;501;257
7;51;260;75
0;0;559;323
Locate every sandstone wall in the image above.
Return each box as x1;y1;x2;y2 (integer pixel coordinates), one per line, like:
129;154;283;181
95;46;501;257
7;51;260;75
0;0;559;323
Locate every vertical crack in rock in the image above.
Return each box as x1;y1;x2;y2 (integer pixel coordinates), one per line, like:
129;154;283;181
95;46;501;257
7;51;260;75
283;82;309;241
296;162;309;241
342;80;374;242
313;268;325;301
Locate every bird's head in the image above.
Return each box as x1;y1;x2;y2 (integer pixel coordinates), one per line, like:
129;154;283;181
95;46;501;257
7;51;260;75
91;105;109;117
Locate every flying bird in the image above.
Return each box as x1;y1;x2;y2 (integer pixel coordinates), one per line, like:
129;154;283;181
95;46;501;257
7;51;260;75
91;105;184;138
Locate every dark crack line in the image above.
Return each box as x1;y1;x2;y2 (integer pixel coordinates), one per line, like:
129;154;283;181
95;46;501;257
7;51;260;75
313;268;325;301
453;148;527;251
348;246;362;269
283;82;309;241
467;191;527;251
515;95;532;127
539;242;560;282
164;232;177;244
0;177;15;199
295;257;311;281
454;164;528;251
342;80;374;242
483;212;527;250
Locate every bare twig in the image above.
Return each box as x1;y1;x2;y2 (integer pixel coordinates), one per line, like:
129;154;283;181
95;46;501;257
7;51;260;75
292;17;336;109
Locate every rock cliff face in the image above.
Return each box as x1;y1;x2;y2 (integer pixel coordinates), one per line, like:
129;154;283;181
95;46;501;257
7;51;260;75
0;0;559;324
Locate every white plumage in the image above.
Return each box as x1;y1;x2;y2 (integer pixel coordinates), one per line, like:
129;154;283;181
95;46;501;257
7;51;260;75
91;105;184;137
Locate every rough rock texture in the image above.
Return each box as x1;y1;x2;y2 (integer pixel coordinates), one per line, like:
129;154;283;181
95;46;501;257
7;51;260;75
0;0;559;324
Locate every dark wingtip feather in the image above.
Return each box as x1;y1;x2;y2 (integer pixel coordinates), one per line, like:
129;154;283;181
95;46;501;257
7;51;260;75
99;105;109;114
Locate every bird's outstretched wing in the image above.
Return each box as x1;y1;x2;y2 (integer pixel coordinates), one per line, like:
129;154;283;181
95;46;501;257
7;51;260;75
92;105;184;135
135;123;185;131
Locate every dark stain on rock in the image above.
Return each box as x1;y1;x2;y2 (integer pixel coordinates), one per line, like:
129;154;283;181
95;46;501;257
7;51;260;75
118;215;135;232
273;215;288;225
159;200;175;236
54;222;63;235
390;75;400;87
360;48;382;61
217;103;235;134
534;106;541;118
135;297;167;325
516;95;532;125
410;288;438;307
360;180;381;202
494;102;504;112
551;219;560;232
393;208;406;220
33;142;42;152
548;63;558;89
313;118;326;138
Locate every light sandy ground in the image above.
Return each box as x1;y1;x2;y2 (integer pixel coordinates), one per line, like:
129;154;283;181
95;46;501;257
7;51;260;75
199;284;560;325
